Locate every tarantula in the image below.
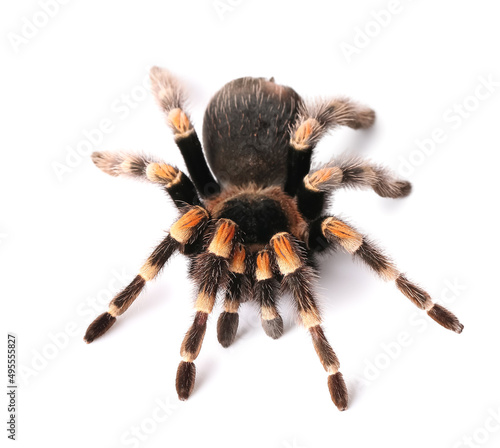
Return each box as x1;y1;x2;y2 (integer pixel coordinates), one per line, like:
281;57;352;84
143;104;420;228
84;67;463;411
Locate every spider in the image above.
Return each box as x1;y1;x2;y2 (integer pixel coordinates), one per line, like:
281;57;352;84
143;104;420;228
84;67;463;411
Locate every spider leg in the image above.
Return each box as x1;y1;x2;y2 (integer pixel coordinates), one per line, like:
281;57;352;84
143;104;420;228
318;97;376;130
309;216;464;333
331;154;412;198
91;151;201;207
270;232;348;411
216;243;251;347
254;249;283;339
297;155;411;220
284;98;375;196
83;206;209;343
150;67;220;198
176;219;239;400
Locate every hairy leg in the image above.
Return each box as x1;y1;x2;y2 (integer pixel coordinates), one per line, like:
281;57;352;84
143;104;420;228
92;151;201;207
254;250;283;339
270;232;348;410
284;98;375;196
84;206;209;343
309;216;464;333
296;155;411;220
150;67;220;198
217;244;251;347
176;219;239;400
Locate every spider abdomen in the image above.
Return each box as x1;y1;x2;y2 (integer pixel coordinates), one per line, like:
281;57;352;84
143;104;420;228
202;77;302;188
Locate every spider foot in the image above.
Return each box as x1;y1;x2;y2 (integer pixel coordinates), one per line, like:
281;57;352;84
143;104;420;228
427;304;464;334
176;361;196;401
353;106;375;129
261;316;284;339
328;372;348;411
84;312;116;344
217;311;239;348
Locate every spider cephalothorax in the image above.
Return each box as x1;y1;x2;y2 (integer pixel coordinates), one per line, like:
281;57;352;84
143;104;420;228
84;67;463;411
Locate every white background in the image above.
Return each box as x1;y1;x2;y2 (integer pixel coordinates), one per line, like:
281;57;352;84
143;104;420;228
2;1;500;447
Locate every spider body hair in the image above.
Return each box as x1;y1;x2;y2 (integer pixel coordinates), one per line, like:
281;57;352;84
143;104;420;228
203;77;302;188
84;67;464;411
206;184;307;250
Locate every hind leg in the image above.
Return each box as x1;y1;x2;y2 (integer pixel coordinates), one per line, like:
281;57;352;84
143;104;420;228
296;155;411;220
150;67;220;198
91;151;201;207
284;97;375;195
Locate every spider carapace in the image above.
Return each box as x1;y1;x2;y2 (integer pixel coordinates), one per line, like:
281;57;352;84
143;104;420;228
84;67;463;411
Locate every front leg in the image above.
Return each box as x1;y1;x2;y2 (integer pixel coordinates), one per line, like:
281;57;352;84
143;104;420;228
308;216;464;333
270;232;348;411
254;250;284;339
84;206;209;343
176;219;239;400
216;244;251;347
